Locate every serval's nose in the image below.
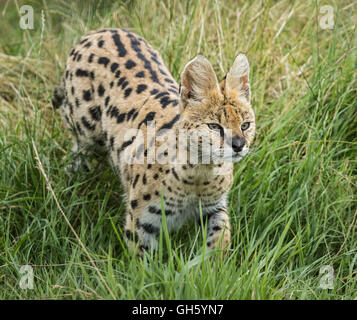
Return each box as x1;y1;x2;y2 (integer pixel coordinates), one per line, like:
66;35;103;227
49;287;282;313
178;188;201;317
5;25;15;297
231;135;245;153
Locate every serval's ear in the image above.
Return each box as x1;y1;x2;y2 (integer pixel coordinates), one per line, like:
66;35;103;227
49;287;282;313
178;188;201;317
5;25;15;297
179;55;219;105
225;53;250;103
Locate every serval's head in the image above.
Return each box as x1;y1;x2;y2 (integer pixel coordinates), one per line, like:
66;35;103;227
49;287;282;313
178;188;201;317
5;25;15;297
178;54;255;164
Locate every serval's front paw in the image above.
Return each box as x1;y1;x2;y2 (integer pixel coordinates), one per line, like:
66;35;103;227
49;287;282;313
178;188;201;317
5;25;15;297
124;229;157;257
206;226;231;252
65;157;90;174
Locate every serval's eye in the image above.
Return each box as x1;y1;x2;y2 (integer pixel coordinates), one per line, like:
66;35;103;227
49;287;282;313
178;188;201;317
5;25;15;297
207;123;224;137
241;122;250;131
207;123;222;131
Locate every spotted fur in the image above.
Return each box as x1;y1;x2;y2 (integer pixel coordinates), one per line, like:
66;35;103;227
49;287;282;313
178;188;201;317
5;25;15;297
53;28;256;255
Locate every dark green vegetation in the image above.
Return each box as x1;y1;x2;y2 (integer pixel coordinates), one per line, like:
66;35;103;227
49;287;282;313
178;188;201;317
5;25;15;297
0;0;356;299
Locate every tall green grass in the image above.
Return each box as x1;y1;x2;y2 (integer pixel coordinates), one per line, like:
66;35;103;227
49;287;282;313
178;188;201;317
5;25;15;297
0;0;356;299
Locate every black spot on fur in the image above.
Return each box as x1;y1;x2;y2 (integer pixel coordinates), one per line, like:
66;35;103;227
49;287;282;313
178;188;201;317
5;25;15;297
126;108;136;121
171;168;180;181
121;81;129;89
75;98;81;108
98;57;110;67
135;71;145;78
124;88;132;98
143;194;151;201
81;116;96;131
154;92;169;99
141;223;159;234
151;56;161;66
133;174;140;188
149;206;161;214
159;68;167;76
89;105;102;121
157;114;180;134
105;96;110;107
75;69;89;77
125;59;136;69
168;88;178;94
79;38;89;45
132;111;139;121
138;111;156;129
76;122;84;136
131;200;138;209
164;78;174;84
52;87;64;109
160;96;178;108
117;113;126;123
125;230;139;242
165;209;173;215
112;33;127;57
88;53;95;63
83;90;92;101
118;136;136;154
117;77;126;87
94;138;105;146
136;84;147;94
107;105;115;116
68;102;74;115
139;244;149;252
110;63;119;73
64;115;71;126
136;52;161;85
98;84;105;96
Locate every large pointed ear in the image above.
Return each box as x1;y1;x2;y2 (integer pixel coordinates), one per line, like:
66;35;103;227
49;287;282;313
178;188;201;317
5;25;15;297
225;53;250;102
179;55;219;104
